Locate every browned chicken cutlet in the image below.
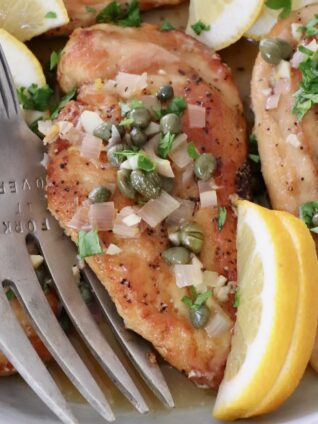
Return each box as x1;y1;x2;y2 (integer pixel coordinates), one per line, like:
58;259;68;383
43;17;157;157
47;24;247;387
53;0;185;34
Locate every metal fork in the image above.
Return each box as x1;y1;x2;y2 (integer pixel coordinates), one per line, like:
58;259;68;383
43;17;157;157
0;45;173;423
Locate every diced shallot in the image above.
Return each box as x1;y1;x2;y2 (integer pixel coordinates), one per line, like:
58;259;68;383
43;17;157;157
144;134;174;177
137;191;180;228
166;198;195;225
174;256;203;288
169;143;193;169
144;121;160;136
265;93;280;111
115;72;148;98
198;181;217;208
182;163;194;186
38;120;53;136
80;134;103;161
141;95;160;111
80;111;104;134
88;202;115;231
188;104;206;128
106;243;122;255
68;206;91;230
205;310;232;337
170;133;188;152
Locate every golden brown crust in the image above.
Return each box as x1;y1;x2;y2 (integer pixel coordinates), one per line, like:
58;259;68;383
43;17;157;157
47;24;247;387
251;4;318;215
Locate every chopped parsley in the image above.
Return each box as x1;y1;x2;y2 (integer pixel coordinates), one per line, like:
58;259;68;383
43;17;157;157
96;0;141;27
157;132;175;159
292;49;318;121
119;117;134;126
17;84;54;111
119;99;144;115
233;288;240;308
248;134;260;163
78;230;103;258
299;201;318;233
85;5;97;13
154;96;187;119
45;11;57;19
191;20;210;36
187;142;200;159
297;14;318;36
217;207;227;231
50;88;76;119
265;0;291;19
182;286;212;311
114;149;155;172
6;288;15;301
49;50;61;71
160;20;175;31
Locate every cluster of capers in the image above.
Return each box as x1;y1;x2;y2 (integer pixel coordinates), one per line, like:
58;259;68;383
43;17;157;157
259;38;293;65
162;222;204;265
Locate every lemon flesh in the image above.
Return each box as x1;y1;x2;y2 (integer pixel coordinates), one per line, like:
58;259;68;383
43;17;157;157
0;0;69;41
246;0;317;40
213;201;318;420
186;0;264;50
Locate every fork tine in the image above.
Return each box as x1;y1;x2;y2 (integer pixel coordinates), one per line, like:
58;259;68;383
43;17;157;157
0;286;78;424
84;267;175;408
37;226;149;414
4;240;115;423
0;45;20;120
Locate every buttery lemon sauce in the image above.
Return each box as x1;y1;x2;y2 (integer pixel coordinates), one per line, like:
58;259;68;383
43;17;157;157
28;1;258;413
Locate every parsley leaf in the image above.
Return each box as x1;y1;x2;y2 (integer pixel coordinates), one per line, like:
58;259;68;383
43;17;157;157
160;19;175;31
78;230;103;258
96;0;141;27
119;117;134;126
50;88;76;119
157;132;175;158
85;5;97;13
49;50;61;71
292;49;318;120
137;153;156;172
298;14;318;36
182;286;212;311
45;11;57;18
129;99;144;109
187;142;200;159
17;84;54;111
6;288;15;301
299;200;318;233
233;288;240;308
265;0;291;19
248;134;260;163
191;20;210;36
217;207;227;231
155;96;187;119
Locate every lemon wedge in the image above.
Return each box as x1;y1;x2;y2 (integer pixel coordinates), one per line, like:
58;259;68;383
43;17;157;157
186;0;264;50
213;201;318;420
0;0;69;41
0;29;48;124
246;0;316;40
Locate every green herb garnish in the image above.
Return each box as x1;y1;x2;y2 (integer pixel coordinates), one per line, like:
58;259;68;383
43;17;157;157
248;134;260;163
160;20;175;31
233;288;240;308
50;88;76;119
78;230;103;258
17;84;54;111
191;20;210;36
217;207;227;231
187;142;200;159
265;0;291;19
182;286;212;311
297;14;318;36
292;49;318;121
114;149;155;171
157;132;175;159
299;200;318;233
154;96;187;119
96;0;141;27
119;117;134;126
49;50;61;71
6;288;15;301
45;11;57;18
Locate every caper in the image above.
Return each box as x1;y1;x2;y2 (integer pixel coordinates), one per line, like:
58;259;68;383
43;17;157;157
117;169;136;199
129;108;151;129
160;113;181;135
107;143;128;168
88;186;111;203
159;175;174;193
180;223;204;254
312;213;318;227
131;127;147;147
130;170;161;200
189;305;210;329
161;246;191;265
157;85;174;102
194;153;217;181
93;121;124;140
167;225;181;246
259;38;293;65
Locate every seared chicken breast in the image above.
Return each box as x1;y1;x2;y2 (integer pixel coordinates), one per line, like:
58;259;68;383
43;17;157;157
252;4;318;215
47;24;247;387
53;0;184;34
